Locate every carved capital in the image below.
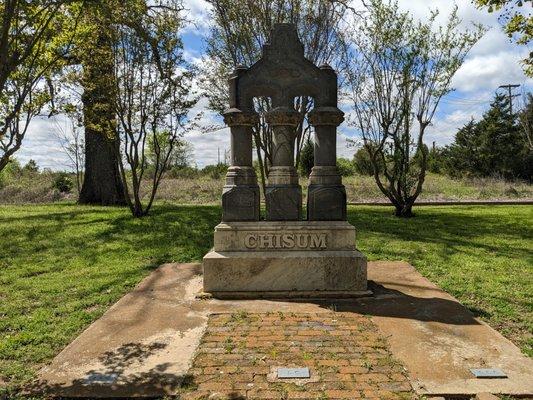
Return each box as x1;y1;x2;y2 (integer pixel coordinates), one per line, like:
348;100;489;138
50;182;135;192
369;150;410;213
223;108;259;127
265;107;301;127
308;107;344;127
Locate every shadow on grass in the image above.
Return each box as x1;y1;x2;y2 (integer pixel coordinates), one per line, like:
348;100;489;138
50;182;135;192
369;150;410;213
348;205;532;260
2;203;222;269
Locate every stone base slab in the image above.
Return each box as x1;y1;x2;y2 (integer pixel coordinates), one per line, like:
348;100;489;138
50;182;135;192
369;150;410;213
199;289;372;300
202;250;368;296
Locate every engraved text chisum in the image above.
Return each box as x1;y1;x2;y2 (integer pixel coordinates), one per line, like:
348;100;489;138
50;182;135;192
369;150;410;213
244;233;327;249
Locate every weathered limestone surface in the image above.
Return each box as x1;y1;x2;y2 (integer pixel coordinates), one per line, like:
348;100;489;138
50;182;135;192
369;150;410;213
213;221;357;252
203;221;367;297
204;23;368;298
203;250;367;296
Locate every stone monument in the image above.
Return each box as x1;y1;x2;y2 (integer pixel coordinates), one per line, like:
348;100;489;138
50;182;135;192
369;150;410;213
203;23;369;298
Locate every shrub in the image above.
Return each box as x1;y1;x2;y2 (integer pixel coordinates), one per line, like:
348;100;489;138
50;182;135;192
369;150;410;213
353;147;374;176
201;163;228;179
298;138;314;177
52;173;73;193
337;157;356;176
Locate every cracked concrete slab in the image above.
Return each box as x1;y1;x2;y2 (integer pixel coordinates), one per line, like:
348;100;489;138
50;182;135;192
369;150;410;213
34;261;533;397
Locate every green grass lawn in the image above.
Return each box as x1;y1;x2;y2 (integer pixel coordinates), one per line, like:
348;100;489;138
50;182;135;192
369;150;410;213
0;203;531;392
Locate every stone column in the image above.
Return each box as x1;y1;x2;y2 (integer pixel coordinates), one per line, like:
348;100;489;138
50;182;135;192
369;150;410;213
307;106;347;220
221;109;260;221
264;106;302;220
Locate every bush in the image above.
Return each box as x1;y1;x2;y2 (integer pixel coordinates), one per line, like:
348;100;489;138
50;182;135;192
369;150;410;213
337;157;356;176
0;159;22;188
52;173;73;193
353;147;374;175
201;163;228;179
298;138;314;177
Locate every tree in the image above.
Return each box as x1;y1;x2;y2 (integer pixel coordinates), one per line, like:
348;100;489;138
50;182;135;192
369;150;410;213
76;1;126;205
201;0;351;198
147;134;194;170
112;0;196;217
352;147;374;175
344;0;484;217
518;92;533;151
0;0;81;172
298;137;314;177
53;105;84;195
473;0;532;76
444;93;531;180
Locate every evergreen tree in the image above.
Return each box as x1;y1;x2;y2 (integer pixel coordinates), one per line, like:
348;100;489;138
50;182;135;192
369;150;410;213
298;137;314;177
445;93;531;180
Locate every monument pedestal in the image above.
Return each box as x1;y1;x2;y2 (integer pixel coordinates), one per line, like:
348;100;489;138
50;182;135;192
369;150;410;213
203;221;370;299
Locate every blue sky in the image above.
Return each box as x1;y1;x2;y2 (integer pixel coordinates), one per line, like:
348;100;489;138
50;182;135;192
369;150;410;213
17;0;533;170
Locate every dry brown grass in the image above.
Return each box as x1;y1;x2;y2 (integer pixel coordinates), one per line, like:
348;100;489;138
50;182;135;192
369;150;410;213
0;172;531;204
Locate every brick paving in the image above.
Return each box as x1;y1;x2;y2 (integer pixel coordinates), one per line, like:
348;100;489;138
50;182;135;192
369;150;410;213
181;311;414;400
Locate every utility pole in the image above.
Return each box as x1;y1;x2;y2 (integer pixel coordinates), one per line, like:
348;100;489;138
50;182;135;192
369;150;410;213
498;84;520;115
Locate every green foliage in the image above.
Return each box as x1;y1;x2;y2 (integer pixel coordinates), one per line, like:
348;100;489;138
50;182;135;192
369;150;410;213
298;137;314;177
336;157;356;177
444;94;531;180
352;147;374;176
201;163;229;180
344;0;485;217
473;0;532;76
0;0;81;171
426;145;447;174
22;160;39;174
0;159;22;188
52;173;74;194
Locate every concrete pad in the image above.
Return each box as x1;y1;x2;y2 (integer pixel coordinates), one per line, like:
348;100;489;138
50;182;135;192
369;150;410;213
358;262;533;397
35;262;533;397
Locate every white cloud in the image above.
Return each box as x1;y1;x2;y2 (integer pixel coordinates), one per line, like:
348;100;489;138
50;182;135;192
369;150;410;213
9;0;533;170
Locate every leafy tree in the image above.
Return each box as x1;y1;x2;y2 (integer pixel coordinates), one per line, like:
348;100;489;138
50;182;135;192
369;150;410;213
75;1;126;205
352;147;374;176
22;159;39;174
298;137;314;177
0;0;81;172
201;0;351;198
147;133;194;170
344;0;485;217
53;104;84;195
473;0;532;76
336;157;356;176
445;93;531;180
518;92;533;151
112;0;196;217
426;143;446;174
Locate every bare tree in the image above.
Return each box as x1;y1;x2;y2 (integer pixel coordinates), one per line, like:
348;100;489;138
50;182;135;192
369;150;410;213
52;105;84;194
0;0;81;172
112;0;196;217
201;0;353;197
344;0;485;217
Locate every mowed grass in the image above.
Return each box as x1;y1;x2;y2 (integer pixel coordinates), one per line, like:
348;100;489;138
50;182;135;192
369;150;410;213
0;203;219;389
0;203;531;391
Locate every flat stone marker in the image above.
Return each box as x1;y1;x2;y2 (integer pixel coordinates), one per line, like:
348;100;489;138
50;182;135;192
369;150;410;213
470;369;507;379
83;373;118;385
276;367;310;379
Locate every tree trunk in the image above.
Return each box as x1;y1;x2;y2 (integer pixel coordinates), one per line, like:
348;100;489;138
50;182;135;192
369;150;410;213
79;123;126;205
394;201;414;218
78;11;126;206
